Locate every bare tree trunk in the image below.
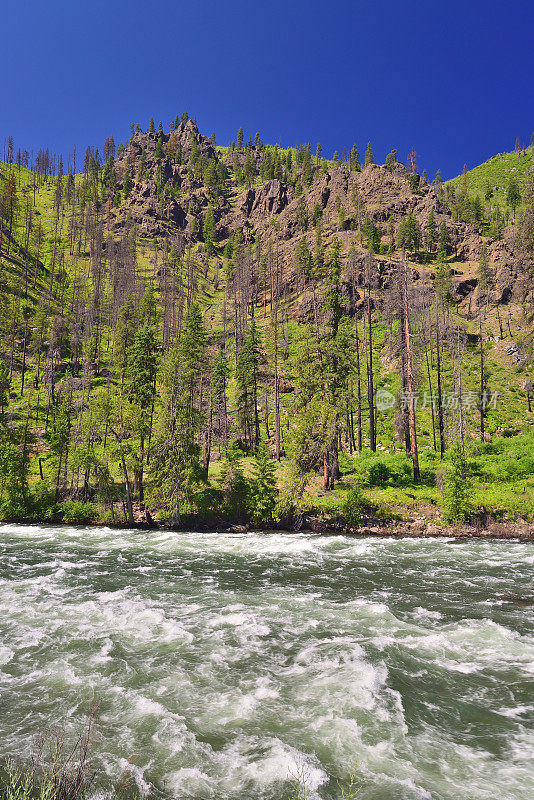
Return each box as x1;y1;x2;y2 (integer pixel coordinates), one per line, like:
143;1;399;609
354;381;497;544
366;284;376;452
402;255;420;482
479;318;485;441
436;306;446;459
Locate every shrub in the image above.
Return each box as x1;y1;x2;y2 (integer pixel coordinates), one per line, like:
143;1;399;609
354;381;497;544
0;714;94;800
442;442;475;522
341;487;366;526
61;502;95;525
367;462;391;486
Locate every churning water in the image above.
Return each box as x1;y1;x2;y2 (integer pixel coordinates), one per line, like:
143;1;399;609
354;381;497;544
0;525;533;800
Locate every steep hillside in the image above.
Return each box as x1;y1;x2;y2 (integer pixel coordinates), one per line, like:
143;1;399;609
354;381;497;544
0;118;533;530
447;146;534;209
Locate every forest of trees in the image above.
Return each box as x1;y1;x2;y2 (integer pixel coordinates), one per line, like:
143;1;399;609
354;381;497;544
0;121;533;528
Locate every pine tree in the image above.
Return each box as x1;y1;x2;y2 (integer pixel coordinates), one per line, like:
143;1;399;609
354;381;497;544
295;237;312;280
247;440;278;524
385;149;397;171
477;243;492;294
244;148;256;187
123;167;133;198
178;302;208;415
350;144;361;171
507;179;521;219
439;221;449;254
364;141;374;167
236;320;261;451
126;323;158;507
236;127;244;149
426;209;437;252
148;117;155;134
202;206;217;253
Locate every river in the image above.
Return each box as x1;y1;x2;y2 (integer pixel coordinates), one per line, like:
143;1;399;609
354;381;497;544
0;525;532;800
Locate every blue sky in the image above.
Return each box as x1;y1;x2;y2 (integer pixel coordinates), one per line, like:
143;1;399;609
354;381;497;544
2;0;533;179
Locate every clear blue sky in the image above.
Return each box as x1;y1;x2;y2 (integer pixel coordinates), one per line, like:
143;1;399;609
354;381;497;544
2;0;533;179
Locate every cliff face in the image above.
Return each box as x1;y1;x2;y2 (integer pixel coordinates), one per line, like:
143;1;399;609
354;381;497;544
106;122;531;323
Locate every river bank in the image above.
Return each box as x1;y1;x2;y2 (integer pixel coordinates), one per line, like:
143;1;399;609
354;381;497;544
2;511;533;540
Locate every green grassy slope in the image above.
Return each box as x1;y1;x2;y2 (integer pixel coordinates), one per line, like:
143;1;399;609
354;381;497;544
447;147;533;207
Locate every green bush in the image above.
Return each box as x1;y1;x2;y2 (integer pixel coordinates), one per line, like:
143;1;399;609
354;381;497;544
61;501;95;525
442;443;475;523
367;462;391;486
341;487;366;526
28;482;60;522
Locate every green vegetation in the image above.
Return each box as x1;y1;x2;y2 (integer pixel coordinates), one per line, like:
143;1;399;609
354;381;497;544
446;145;533;216
0;121;533;532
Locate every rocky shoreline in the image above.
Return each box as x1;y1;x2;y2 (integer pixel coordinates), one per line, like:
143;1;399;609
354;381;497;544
2;513;533;541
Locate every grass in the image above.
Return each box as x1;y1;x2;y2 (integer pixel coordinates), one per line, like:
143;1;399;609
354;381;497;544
447;146;534;208
0;715;94;800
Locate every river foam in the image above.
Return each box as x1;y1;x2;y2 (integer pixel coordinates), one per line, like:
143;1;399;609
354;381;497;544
0;524;533;800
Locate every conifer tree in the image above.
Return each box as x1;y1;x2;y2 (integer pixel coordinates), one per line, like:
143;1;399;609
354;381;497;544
247;440;278;524
426;210;437;252
507;178;521;219
384;149;397;171
439;221;449;254
364;141;374;167
350;144;361;171
123;167;133;198
236;320;261;451
202;206;217;253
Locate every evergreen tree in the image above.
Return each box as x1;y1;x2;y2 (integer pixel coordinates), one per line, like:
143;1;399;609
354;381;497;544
324;238;343;338
236;127;244;149
202;206;217;253
247;440;278;524
426;209;437;252
123;167;133;198
350;144;361;171
126;323;158;507
148;117;155;134
235;320;261;451
295;237;312;280
397;212;421;252
385;149;397;171
439;221;450;254
507;178;521;218
477;243;492;293
178;302;208;414
364;141;374;167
